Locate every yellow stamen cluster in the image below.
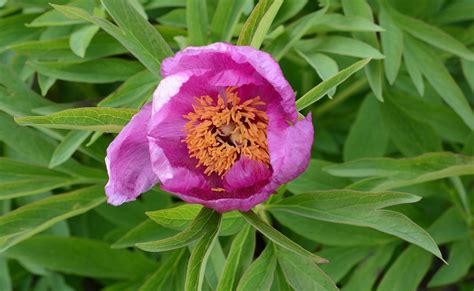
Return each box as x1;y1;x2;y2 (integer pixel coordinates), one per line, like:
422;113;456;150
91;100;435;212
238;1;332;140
183;87;270;177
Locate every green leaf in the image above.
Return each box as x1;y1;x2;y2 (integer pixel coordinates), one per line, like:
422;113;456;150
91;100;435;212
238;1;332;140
49;130;91;168
146;204;245;236
52;3;172;77
211;0;250;42
240;210;328;264
402;46;425;96
0;13;42;52
295;51;338;97
186;0;208;45
325;152;474;191
343;244;396;291
276;247;337;291
429;238;472;287
112;220;179;249
379;8;403;84
404;35;474;130
217;224;255;291
380;94;442;156
0;178;77;200
297;36;385;59
98;70;159;108
318;246;371;282
377;245;432;291
308;13;385;32
268;190;443;260
461;59;474;92
29;58;144;83
0;185;105;252
69;24;100;58
343;95;389;161
139;249;188;291
437;1;474;24
28;0;94;27
266;7;327;61
380;0;474;61
3;236;156;279
238;0;283;48
185;210;222;291
37;74;56;96
236;243;276;291
15;107;138;133
341;0;383;101
287;160;350;194
136;207;220;252
296;58;370;111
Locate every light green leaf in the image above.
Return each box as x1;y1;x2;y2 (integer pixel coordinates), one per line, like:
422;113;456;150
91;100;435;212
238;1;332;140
236;243;276;291
268;190;443;260
308;13;385;32
379;8;403;84
380;0;474;61
37;74;56;96
137;207;220;252
49;130;91;168
185;210;222;291
186;0;208;45
297;36;384;59
146;204;245;236
29;58;143;83
296;58;370;111
296;51;338;97
69;24;100;58
325;153;474;192
112;220;179;249
15;107;138;133
318;246;371;282
238;0;283;49
437;1;474;24
402;44;424;96
461;59;474;92
211;0;250;42
404;35;474;130
0;178;77;200
343;95;388;161
28;0;94;27
276;247;338;291
0;185;104;252
3;236;156;279
217;224;255;291
240;210;328;264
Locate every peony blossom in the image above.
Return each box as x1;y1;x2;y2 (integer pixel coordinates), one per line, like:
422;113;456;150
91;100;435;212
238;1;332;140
105;42;314;212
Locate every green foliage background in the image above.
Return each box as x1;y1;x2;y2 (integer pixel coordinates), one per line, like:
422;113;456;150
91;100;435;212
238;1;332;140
0;0;473;290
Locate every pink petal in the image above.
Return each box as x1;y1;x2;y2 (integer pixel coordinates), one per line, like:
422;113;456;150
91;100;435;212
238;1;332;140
105;104;159;205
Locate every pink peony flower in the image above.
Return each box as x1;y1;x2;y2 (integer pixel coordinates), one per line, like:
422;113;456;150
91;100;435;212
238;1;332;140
105;43;314;212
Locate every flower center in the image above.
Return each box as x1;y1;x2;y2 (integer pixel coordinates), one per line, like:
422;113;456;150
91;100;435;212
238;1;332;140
183;87;270;177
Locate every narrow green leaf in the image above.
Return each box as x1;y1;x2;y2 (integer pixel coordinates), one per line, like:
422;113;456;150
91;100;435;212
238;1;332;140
405;36;474;130
29;58;144;83
186;0;208;45
296;58;370;111
239;0;283;49
0;178;77;200
344;95;388;161
318;246;371;282
146;204;245;236
28;0;93;27
49;130;91;168
380;0;474;61
3;236;156;279
139;249;188;291
297;36;385;59
69;24;100;57
266;7;327;60
461;59;474;92
428;238;472;287
240;210;328;264
217;224;255;291
236;243;276;291
403;45;424;95
185;210;222;291
211;0;250;42
0;185;105;252
136;207;219;252
276;247;338;291
308;13;385;33
15;107;138;133
379;8;403;84
268;190;443;260
295;51;338;97
112;220;179;249
37;74;56;96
